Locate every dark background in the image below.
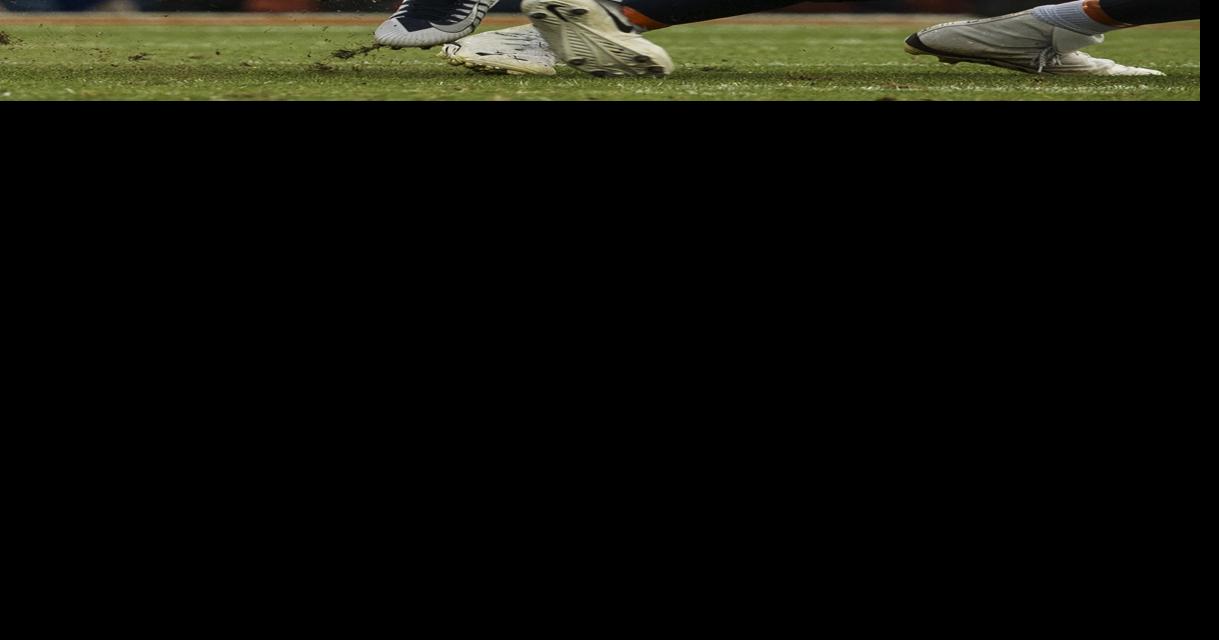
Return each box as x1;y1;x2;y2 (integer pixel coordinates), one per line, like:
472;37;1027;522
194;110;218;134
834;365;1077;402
0;1;1051;14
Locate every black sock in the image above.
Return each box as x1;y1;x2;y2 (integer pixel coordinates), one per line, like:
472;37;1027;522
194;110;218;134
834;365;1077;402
1098;0;1200;25
621;0;799;27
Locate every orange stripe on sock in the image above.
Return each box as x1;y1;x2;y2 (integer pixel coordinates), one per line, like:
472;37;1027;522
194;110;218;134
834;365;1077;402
1082;0;1131;27
622;6;669;31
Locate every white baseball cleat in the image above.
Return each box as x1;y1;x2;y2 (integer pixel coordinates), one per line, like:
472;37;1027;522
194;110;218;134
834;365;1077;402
375;0;499;49
440;24;557;75
520;0;673;77
905;9;1166;76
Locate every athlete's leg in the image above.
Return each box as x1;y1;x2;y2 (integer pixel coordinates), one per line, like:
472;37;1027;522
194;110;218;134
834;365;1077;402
905;0;1197;75
1032;0;1200;33
617;0;797;29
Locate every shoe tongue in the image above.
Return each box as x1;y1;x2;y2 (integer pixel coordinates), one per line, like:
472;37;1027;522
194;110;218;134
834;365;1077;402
1052;28;1104;53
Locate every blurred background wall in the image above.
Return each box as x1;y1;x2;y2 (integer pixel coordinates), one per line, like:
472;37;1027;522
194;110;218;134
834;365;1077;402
0;0;1051;14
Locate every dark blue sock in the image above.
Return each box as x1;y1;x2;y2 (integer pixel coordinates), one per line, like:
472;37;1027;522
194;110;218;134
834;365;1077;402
1098;0;1199;25
621;0;800;27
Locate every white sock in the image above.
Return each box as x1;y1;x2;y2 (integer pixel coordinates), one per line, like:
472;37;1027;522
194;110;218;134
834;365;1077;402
1032;1;1117;35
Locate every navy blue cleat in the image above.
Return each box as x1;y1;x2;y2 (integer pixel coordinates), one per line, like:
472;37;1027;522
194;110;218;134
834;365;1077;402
375;0;499;49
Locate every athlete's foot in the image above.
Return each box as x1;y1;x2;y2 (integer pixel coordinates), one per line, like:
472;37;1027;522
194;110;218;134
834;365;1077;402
521;0;673;77
905;9;1165;76
441;24;557;75
375;0;499;49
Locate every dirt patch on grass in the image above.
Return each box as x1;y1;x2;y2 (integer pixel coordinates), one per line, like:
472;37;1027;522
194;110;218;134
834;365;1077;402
332;44;382;60
0;31;17;46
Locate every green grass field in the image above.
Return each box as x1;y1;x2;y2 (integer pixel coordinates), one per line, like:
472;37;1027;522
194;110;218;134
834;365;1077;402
0;13;1200;100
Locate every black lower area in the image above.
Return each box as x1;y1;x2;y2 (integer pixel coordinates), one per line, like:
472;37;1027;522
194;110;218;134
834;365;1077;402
1099;0;1200;25
621;0;809;26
